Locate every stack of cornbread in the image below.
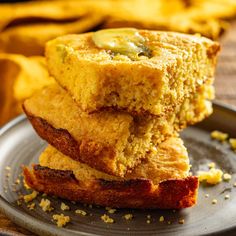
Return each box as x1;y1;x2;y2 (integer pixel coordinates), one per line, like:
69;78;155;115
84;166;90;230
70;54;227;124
23;28;220;209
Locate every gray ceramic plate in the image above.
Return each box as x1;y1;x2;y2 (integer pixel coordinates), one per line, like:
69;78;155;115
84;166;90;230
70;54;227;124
0;102;236;236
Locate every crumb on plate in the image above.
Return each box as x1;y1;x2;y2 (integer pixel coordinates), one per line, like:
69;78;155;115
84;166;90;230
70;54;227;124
211;130;228;141
198;168;223;185
39;198;54;212
223;173;231;181
16;200;22;206
124;214;133;220
23;191;38;203
101;214;114;223
159;216;165;222
75;209;87;216
61;202;70;211
53;214;70;227
212;199;217;204
27;202;36;210
105;207;116;214
225;194;230;200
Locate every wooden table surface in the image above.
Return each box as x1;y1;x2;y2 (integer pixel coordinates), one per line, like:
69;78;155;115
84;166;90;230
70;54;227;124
215;21;236;106
0;21;236;236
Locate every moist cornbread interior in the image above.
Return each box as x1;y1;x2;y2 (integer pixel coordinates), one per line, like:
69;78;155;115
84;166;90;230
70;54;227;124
46;29;219;115
40;137;190;185
24;82;212;176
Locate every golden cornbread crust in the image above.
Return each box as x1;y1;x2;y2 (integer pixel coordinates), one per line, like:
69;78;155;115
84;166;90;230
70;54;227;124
46;30;219;115
38;137;190;186
24;165;198;209
23;111;118;176
23;82;213;177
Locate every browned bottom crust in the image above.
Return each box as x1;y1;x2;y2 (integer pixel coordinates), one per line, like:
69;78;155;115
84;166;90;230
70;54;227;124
23;109;119;176
24;165;199;209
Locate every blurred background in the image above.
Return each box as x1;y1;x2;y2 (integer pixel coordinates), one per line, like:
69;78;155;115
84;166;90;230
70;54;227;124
0;0;236;126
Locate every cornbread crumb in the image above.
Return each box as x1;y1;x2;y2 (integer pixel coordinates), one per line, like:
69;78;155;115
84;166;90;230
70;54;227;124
205;194;209;198
23;179;31;190
146;220;151;224
225;194;230;200
27;202;36;210
159;216;165;222
39;199;53;212
124;214;133;220
168;221;171;225
198;168;223;184
211;130;228;141
75;209;87;216
15;179;20;184
5;166;11;170
23;191;38;203
179;219;185;224
16;200;22;206
53;214;70;227
208;162;215;169
105;207;116;214
147;215;151;219
101;214;114;223
234;182;236;187
223;173;232;181
212;199;217;204
229;139;236;150
61;202;70;211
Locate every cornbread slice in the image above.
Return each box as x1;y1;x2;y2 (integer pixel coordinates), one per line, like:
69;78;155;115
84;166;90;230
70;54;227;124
46;29;219;115
24;138;199;209
23;83;212;177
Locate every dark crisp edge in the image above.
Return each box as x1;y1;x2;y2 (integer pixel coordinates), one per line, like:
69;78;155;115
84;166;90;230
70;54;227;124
22;105;120;177
23;165;199;209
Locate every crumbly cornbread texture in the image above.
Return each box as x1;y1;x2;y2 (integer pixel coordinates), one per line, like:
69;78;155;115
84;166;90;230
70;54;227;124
46;29;219;115
39;137;189;185
23;83;212;177
23;137;199;209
